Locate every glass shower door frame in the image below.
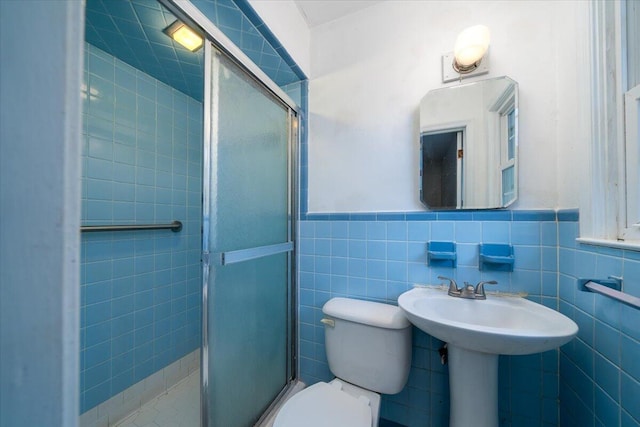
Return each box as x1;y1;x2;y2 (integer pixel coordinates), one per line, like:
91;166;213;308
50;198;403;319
200;38;299;427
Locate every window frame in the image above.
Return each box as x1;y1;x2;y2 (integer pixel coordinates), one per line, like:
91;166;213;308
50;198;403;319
579;0;640;249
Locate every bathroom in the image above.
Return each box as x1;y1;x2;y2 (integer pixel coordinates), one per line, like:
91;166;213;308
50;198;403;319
1;0;639;427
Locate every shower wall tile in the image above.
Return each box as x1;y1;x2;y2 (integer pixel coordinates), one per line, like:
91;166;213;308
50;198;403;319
298;212;561;427
80;43;202;413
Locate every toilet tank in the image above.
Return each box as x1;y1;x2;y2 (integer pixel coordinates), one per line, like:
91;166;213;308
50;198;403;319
322;298;412;395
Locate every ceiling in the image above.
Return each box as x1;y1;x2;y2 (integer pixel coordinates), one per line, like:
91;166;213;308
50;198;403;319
85;0;204;100
294;0;384;28
85;0;304;102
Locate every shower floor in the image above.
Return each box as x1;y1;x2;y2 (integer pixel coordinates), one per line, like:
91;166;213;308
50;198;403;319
115;368;200;427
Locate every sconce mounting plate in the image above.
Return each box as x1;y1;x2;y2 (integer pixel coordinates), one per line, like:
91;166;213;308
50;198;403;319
442;51;490;83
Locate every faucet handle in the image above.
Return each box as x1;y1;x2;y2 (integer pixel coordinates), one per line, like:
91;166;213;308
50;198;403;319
475;280;498;299
438;276;460;296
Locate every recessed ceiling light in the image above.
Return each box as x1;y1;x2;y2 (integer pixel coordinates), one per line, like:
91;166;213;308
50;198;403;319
164;20;203;52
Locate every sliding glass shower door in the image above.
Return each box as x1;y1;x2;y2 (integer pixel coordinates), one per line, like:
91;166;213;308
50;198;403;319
202;44;296;427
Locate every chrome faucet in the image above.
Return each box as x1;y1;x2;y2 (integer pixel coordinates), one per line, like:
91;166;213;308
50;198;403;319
438;276;461;297
474;280;498;300
438;276;497;300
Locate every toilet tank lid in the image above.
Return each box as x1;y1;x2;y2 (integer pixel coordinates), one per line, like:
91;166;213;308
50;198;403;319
322;298;410;329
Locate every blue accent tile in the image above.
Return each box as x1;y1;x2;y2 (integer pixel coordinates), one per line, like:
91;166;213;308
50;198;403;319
513;210;556;221
405;212;437;221
557;209;579;221
378;213;406;221
437;211;473;220
471;210;512;221
351;213;376;221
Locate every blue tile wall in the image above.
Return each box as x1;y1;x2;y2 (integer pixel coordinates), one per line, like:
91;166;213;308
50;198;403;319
80;43;202;413
298;212;561;427
558;220;640;427
190;0;304;86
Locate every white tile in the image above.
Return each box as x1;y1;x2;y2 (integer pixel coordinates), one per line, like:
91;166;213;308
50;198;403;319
141;371;164;405
163;359;183;389
115;368;200;427
79;407;98;427
123;380;145;409
98;392;124;420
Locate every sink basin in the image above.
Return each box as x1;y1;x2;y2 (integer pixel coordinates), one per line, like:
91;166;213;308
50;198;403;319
398;286;578;427
398;286;578;355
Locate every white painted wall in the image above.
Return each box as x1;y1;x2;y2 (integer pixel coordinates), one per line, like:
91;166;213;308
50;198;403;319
248;0;311;77
307;0;589;212
0;1;83;425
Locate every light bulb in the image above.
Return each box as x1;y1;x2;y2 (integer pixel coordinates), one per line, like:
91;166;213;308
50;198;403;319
454;25;490;68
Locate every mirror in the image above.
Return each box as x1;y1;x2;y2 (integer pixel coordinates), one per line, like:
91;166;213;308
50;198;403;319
419;76;518;210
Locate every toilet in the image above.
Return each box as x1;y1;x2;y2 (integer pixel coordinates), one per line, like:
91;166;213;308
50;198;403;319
274;297;412;427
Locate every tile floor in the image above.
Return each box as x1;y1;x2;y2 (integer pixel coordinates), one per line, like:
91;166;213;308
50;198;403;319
115;368;200;427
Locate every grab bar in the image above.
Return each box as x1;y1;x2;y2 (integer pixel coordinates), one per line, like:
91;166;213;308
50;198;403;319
580;278;640;310
80;220;182;233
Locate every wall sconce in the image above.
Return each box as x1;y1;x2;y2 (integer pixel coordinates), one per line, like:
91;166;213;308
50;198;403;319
164;20;203;52
442;25;490;83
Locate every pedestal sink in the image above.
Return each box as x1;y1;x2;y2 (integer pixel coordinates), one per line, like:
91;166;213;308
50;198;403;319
398;286;578;427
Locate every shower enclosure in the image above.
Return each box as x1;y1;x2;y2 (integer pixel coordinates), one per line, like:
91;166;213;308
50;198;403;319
171;2;300;425
201;43;298;426
79;0;299;425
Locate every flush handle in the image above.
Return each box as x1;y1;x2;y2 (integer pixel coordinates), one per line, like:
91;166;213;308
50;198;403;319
320;318;335;328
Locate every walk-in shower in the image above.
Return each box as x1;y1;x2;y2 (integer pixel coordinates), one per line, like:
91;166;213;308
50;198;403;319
80;0;299;425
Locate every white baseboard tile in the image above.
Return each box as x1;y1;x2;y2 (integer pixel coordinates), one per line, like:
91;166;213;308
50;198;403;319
79;349;200;427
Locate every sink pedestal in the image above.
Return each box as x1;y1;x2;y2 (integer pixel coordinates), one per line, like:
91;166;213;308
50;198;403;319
448;345;498;427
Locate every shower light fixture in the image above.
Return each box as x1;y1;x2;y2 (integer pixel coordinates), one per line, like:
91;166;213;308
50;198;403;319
164;20;203;52
442;25;491;83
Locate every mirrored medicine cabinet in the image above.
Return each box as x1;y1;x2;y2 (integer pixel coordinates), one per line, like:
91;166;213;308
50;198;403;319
419;76;518;210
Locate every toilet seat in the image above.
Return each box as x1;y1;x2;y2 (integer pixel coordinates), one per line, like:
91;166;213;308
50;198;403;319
273;381;372;427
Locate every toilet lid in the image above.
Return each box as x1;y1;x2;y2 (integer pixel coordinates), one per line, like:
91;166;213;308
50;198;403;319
274;381;372;427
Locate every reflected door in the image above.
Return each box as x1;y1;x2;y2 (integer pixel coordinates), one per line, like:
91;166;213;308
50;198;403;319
202;44;295;427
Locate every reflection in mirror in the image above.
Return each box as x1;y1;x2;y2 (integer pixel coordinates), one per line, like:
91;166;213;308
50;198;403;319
419;76;518;210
